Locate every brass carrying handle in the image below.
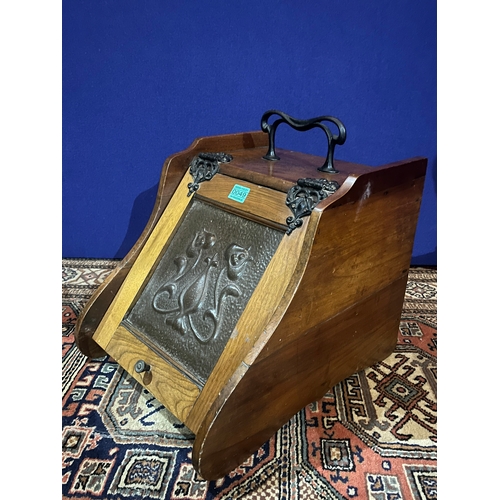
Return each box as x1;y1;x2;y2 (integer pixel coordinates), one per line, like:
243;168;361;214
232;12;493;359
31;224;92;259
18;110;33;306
260;109;347;174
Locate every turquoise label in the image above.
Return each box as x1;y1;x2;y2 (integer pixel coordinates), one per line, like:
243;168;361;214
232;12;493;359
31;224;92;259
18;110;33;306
228;184;250;203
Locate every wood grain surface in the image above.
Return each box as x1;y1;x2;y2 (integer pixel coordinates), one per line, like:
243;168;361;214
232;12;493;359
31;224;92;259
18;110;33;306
73;130;427;480
107;325;200;423
191;157;427;479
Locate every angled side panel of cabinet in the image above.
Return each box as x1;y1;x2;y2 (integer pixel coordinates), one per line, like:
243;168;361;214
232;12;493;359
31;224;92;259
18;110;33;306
192;158;427;479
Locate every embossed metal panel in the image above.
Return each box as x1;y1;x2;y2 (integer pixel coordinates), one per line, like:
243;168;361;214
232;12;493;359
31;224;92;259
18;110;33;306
123;199;284;387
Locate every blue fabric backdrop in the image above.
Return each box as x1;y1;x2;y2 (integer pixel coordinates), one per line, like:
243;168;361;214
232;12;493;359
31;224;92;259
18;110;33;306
62;0;436;265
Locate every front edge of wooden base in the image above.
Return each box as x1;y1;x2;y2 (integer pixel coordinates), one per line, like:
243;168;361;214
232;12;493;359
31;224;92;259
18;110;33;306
192;274;407;480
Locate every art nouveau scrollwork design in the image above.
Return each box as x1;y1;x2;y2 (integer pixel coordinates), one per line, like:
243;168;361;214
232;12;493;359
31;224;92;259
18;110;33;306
285;178;340;234
187;152;233;196
152;229;252;344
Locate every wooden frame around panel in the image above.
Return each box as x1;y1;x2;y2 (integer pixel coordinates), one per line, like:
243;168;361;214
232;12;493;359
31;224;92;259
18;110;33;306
74;129;427;479
91;167;317;431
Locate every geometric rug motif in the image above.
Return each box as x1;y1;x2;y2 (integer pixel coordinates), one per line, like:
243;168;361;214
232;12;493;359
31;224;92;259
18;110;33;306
336;345;437;459
107;448;177;498
63;259;437;499
403;464;437;500
99;365;195;446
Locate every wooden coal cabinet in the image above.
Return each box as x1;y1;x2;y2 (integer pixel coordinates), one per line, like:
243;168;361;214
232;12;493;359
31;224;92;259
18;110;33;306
74;110;427;479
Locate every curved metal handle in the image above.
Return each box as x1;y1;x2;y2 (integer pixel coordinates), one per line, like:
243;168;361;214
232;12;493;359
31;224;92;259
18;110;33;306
260;109;347;173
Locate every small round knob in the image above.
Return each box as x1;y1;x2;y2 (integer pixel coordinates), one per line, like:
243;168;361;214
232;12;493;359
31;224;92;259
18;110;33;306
134;360;150;373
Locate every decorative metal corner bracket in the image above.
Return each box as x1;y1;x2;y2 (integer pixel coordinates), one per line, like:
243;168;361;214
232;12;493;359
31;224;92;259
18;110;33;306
285;178;340;235
187;152;233;196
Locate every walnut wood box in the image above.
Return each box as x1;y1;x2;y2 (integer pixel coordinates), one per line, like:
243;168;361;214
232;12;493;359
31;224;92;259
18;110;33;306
74;117;427;479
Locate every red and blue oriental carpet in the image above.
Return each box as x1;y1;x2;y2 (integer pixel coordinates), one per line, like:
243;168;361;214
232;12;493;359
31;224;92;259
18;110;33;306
62;259;437;499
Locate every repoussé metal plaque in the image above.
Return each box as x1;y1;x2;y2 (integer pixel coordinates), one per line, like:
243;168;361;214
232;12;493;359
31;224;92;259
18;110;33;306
122;198;284;387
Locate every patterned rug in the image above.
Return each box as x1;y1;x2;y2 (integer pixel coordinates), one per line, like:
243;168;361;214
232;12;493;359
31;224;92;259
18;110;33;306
62;259;437;499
